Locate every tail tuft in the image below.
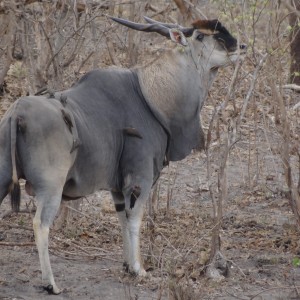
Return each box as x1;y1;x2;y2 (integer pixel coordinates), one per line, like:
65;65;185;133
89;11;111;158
9;115;21;212
10;180;21;212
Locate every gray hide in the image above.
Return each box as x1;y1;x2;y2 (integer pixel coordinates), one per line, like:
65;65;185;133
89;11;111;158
0;15;245;294
0;69;170;198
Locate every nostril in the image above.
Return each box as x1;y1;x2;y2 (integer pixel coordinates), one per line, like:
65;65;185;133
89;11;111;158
240;44;247;50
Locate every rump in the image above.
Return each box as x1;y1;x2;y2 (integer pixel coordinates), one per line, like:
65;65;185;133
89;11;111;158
1;97;76;204
15;97;75;188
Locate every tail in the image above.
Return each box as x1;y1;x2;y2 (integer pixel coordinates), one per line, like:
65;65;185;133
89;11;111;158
9;116;21;212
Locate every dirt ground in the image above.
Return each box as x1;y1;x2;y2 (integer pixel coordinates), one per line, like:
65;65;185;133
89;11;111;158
1;147;300;299
1;63;300;300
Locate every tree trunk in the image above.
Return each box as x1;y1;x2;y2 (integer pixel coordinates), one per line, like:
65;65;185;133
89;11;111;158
0;1;17;95
289;0;300;85
127;3;141;67
173;0;194;25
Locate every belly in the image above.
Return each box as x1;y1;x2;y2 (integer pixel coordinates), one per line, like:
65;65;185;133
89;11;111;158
62;163;120;198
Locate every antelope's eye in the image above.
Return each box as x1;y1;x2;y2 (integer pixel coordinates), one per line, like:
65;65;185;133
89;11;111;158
196;32;204;41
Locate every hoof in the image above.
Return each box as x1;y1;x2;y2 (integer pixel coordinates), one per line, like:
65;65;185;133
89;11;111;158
130;266;147;277
43;284;61;295
137;268;147;277
123;262;130;273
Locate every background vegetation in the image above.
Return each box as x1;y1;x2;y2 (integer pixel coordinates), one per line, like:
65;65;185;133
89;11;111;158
0;0;299;299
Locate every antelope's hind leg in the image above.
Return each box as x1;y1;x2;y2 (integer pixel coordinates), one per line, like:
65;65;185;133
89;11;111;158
33;183;65;294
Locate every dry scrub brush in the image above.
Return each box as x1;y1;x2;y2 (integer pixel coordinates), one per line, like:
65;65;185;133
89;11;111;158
118;0;300;296
155;0;300;296
202;0;300;269
0;1;300;299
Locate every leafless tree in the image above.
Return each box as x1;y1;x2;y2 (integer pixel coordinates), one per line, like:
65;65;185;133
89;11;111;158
289;0;300;85
0;0;110;94
0;1;18;95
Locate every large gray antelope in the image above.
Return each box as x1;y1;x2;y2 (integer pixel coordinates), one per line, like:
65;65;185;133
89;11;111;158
0;16;246;294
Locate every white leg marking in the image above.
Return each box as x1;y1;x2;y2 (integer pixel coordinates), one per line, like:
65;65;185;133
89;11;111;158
33;215;60;294
116;211;130;266
128;211;146;276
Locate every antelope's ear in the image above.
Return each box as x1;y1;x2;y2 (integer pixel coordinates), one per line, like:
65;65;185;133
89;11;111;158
169;29;188;46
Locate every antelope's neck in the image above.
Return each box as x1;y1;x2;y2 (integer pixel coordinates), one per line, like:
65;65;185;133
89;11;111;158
136;48;214;119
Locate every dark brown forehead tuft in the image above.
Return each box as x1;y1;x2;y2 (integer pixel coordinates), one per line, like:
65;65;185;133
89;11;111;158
192;19;222;33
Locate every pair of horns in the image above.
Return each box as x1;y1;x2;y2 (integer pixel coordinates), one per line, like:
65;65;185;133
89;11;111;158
110;16;195;38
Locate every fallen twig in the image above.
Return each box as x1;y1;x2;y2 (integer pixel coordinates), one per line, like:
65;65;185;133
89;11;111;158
52;236;90;254
293;102;300;110
1;222;33;231
0;242;35;247
226;259;247;277
50;248;121;263
282;84;300;91
225;291;249;300
0;208;36;219
250;286;300;300
78;245;111;253
295;281;300;299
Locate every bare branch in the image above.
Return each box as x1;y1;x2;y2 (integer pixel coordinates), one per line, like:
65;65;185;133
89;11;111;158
0;0;109;14
106;36;121;66
45;13;104;75
182;0;207;20
39;21;59;77
283;1;300;18
239;53;268;123
0;1;17;92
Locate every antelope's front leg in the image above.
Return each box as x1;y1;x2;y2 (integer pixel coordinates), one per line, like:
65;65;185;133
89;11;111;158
112;189;147;276
127;203;146;276
112;191;131;270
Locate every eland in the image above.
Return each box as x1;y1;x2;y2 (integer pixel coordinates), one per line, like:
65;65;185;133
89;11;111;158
0;16;246;294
